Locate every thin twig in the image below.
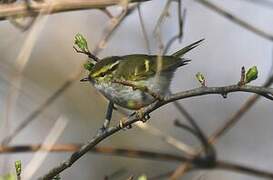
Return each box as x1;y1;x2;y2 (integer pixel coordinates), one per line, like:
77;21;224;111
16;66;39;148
238;66;246;86
1;4;136;145
1;0;55;146
0;0;150;20
73;46;100;62
163;0;186;54
215;160;273;179
241;0;273;10
195;0;273;41
99;8;114;18
136;122;197;156
40;83;273;179
174;120;201;142
152;159;273;180
208;76;273;144
1;80;73;145
0;144;188;162
137;3;151;54
21;116;68;179
170;75;273;179
154;0;172;54
93;4;137;54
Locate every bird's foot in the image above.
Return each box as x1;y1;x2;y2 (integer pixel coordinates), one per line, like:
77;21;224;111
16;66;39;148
135;108;150;123
119;117;132;129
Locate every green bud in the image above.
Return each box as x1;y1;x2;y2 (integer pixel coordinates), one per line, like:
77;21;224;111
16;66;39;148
14;160;21;176
83;62;94;71
74;33;88;52
245;66;258;83
138;175;147;180
196;72;205;86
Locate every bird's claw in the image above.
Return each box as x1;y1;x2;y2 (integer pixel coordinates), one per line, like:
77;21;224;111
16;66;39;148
119;117;132;129
135;108;150;123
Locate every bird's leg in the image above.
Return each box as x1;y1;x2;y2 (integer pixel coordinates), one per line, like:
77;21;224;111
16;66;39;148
119;117;132;129
135;108;150;123
99;101;114;134
119;109;150;129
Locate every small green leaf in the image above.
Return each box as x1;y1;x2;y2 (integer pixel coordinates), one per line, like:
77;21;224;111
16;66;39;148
83;62;94;71
74;33;89;53
14;160;21;176
196;72;205;86
138;174;147;180
245;66;258;83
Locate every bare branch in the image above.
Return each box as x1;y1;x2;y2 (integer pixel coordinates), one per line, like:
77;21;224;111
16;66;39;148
170;75;273;179
1;4;136;145
137;3;151;54
195;0;273;41
155;159;273;180
39;83;273;179
0;0;150;20
215;160;273;179
0;144;188;162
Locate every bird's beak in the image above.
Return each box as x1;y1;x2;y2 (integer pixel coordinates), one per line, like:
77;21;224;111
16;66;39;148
80;77;90;82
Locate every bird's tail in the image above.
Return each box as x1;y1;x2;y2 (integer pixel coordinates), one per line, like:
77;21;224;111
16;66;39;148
171;39;205;57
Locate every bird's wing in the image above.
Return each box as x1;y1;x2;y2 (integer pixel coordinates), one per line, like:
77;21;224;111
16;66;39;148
115;55;187;81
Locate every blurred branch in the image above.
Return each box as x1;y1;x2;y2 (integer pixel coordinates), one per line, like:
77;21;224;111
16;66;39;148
208;76;273;144
1;4;137;146
135;122;197;156
0;0;150;20
137;3;151;54
170;75;273;179
153;160;273;180
195;0;273;41
40;83;273;179
1;81;72;145
21;117;68;179
153;0;172;53
241;0;273;10
0;144;187;162
215;160;273;179
164;85;273;103
164;0;186;54
4;144;272;179
1;0;55;146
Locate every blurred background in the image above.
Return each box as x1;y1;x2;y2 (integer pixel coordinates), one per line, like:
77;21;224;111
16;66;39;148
0;0;273;179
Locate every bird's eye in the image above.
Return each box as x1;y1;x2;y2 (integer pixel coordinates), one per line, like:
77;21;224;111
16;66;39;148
100;72;106;77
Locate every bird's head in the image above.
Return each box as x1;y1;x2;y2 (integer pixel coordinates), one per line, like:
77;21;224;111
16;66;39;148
80;56;120;84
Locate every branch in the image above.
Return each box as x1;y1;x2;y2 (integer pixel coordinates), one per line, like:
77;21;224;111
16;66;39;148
170;75;273;179
0;144;187;162
1;3;136;146
215;160;273;179
0;0;150;20
40;84;273;179
151;159;273;180
164;85;273;103
195;0;273;41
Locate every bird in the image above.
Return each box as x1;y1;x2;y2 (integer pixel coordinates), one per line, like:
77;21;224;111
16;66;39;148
81;39;204;110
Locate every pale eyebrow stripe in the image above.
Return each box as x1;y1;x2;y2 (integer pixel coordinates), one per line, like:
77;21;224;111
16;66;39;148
94;60;120;77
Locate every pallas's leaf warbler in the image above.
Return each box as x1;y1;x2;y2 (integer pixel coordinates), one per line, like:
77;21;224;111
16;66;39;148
81;39;204;110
